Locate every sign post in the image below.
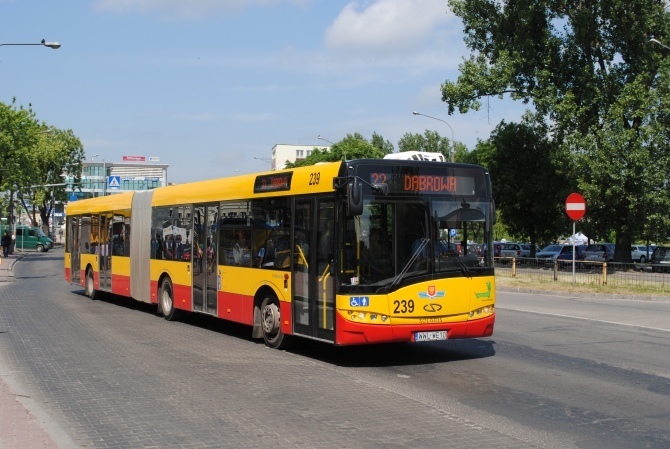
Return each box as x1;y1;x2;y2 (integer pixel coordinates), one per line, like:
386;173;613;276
565;193;586;283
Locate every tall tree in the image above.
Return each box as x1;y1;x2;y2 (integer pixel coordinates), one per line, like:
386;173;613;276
443;0;670;260
285;132;386;168
397;129;455;160
32;128;84;233
473;121;574;249
0;99;41;226
371;131;394;155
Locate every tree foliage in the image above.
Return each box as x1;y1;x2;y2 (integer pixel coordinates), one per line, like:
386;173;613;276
0;98;84;232
285;132;387;168
471;121;574;248
443;0;670;258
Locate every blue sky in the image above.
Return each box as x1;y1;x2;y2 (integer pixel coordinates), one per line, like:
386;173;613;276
1;0;525;183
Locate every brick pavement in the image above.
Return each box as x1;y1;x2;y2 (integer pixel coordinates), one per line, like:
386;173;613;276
1;250;545;449
1;252;60;449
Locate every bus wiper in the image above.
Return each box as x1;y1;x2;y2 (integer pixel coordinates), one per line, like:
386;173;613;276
441;239;472;278
383;238;429;293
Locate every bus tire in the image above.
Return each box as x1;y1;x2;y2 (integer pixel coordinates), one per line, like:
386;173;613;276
160;277;181;321
260;294;290;349
85;268;96;300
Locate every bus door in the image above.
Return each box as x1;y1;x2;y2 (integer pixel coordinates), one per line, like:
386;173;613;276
293;198;335;342
99;213;112;291
192;204;219;315
68;216;81;285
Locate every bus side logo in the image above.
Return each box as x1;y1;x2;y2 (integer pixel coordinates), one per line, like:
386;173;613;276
424;303;442;313
418;287;445;300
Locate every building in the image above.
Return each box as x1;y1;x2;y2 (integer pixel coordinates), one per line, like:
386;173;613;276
66;157;169;200
271;144;330;170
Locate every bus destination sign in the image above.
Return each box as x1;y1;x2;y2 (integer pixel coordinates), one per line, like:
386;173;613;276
369;172;475;195
254;172;293;193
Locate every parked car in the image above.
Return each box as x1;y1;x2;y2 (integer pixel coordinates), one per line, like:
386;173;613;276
519;243;542;258
0;225;54;252
557;245;588;268
631;245;651;263
482;241;503;259
536;244;573;263
584;243;615;263
500;242;523;261
466;242;482;257
650;246;670;273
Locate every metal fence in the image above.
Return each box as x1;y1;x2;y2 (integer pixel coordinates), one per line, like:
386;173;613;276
495;257;670;293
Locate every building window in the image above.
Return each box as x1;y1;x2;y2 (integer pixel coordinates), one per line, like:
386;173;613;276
296;150;304;158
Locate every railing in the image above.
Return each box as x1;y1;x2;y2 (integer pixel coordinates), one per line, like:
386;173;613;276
494;257;670;293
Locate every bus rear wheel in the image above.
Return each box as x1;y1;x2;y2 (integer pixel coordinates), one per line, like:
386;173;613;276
260;295;289;349
85;268;96;299
160;277;181;321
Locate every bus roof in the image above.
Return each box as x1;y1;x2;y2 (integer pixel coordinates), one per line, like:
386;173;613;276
151;161;343;207
66;191;135;215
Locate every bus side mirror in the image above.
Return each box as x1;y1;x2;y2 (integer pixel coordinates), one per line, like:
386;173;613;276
347;178;363;216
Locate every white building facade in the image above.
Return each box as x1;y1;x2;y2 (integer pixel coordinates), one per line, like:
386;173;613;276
271;144;330;170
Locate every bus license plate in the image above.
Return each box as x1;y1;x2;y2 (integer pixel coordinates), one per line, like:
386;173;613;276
414;331;447;342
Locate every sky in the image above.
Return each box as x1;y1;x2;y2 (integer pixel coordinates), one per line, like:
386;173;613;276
1;0;526;184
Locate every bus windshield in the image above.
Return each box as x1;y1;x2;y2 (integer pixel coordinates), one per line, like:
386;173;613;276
341;197;491;289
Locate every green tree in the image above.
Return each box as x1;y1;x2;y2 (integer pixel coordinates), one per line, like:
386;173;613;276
442;0;670;260
476;121;574;250
285;133;386;168
371;131;394;155
397;129;453;160
1;99;84;232
0;99;41;225
32;128;84;232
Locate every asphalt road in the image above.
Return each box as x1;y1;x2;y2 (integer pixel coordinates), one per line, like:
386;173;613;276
1;249;668;449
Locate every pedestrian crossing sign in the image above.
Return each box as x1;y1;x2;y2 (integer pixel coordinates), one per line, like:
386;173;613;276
108;176;121;190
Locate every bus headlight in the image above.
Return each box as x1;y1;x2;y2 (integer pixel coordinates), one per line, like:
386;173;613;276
469;305;494;319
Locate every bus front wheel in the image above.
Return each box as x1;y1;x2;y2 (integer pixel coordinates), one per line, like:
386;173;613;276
85;268;96;300
160;277;181;321
260;295;289;349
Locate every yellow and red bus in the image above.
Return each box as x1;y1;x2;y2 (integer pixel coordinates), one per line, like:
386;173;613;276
64;159;496;348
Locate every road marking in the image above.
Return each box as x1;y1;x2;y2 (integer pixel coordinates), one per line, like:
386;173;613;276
497;306;670;333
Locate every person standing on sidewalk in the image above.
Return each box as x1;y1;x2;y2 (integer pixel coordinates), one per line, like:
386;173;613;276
1;231;11;257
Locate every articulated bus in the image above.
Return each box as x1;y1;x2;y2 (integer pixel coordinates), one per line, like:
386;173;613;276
64;159;496;348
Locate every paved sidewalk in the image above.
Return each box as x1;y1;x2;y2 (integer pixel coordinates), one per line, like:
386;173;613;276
0;253;60;449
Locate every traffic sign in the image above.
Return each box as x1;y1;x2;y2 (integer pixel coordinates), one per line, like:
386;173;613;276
108;175;121;190
565;193;586;221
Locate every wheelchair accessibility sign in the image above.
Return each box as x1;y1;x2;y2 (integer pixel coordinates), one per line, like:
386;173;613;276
349;296;370;307
107;176;121;190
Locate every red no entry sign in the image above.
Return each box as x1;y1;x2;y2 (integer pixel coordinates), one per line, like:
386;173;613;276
565;193;586;221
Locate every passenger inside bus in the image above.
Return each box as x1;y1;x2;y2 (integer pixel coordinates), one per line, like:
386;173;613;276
362;227;393;281
233;230;250;266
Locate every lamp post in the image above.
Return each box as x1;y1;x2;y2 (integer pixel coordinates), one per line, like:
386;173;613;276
318;135;346;160
412;111;456;162
91;154;106;197
317;135;334;145
0;39;61;49
650;38;670;50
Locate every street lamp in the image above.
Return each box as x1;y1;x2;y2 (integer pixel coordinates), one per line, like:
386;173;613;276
0;39;61;49
90;154;107;197
317;135;334;145
318;135;346;159
412;111;456;162
650;38;670;50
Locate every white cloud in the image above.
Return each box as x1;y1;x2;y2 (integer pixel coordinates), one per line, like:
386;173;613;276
325;0;452;56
